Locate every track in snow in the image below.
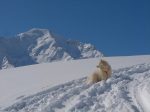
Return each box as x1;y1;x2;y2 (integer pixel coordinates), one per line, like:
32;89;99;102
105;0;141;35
2;63;150;112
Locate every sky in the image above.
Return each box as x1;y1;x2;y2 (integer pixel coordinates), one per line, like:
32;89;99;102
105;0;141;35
0;0;149;56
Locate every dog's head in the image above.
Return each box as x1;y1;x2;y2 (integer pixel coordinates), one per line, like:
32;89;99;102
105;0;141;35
97;59;110;72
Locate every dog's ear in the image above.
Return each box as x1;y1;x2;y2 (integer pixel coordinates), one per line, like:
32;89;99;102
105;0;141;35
96;65;100;68
97;60;102;68
100;59;105;63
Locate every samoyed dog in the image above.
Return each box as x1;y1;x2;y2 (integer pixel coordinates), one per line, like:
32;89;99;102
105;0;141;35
87;59;112;84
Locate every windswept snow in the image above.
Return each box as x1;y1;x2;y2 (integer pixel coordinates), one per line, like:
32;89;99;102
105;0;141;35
0;55;150;112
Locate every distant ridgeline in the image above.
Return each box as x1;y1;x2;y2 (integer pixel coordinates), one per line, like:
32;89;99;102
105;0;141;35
0;28;103;69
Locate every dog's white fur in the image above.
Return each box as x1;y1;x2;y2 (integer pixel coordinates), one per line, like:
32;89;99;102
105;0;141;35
87;59;112;84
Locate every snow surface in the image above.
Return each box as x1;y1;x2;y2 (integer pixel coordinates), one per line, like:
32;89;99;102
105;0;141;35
0;55;150;112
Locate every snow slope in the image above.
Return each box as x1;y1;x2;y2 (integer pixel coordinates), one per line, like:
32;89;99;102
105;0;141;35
0;55;150;112
0;28;102;69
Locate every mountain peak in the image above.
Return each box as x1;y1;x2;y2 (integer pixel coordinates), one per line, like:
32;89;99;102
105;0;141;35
18;28;54;41
20;28;50;35
0;28;103;69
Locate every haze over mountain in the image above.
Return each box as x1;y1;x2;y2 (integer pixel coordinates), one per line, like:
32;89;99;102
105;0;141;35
0;28;102;69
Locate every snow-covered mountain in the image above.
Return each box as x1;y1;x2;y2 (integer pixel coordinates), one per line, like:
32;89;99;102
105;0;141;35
0;28;102;69
0;55;150;112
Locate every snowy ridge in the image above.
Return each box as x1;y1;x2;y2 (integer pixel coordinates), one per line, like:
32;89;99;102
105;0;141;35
0;28;102;69
0;55;150;112
2;63;150;112
1;57;14;69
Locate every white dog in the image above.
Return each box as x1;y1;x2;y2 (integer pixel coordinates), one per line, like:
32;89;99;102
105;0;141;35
87;59;112;84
